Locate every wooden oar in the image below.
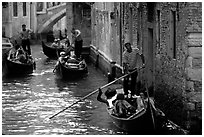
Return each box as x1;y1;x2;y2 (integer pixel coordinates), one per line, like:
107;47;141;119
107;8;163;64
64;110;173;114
145;82;156;130
49;66;144;119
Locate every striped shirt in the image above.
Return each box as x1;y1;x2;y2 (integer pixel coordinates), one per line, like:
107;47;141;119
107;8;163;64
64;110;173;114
123;48;140;70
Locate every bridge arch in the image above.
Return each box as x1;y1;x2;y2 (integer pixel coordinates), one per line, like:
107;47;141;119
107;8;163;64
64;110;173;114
37;8;66;34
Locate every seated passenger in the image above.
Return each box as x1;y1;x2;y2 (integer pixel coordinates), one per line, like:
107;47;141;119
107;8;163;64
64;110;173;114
17;49;27;63
65;37;74;56
58;52;68;64
51;39;59;47
97;88;117;108
113;93;136;118
8;44;20;60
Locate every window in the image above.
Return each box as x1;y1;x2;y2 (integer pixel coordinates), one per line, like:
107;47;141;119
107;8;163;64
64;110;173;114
13;2;18;17
2;2;8;8
147;3;155;22
37;2;43;12
170;10;176;59
23;2;26;16
157;10;161;49
2;26;6;37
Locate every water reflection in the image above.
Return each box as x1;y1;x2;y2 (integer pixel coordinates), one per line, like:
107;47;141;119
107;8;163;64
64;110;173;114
2;45;120;135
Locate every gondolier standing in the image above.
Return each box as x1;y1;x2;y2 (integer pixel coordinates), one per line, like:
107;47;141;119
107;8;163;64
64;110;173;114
19;24;32;55
71;28;83;58
123;42;141;96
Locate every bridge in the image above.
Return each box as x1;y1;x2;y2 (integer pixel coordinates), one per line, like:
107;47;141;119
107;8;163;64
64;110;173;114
36;3;67;34
36;2;92;54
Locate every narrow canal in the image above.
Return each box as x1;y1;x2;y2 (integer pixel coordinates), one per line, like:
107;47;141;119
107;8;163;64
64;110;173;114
2;44;121;135
2;44;188;135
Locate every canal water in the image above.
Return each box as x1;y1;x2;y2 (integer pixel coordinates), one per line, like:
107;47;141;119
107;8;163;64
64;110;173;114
2;44;121;135
2;44;188;135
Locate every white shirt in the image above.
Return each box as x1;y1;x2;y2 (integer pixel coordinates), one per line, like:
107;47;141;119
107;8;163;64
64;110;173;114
107;94;117;108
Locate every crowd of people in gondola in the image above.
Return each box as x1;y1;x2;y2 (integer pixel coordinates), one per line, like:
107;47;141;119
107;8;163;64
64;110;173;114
8;24;33;64
97;42;154;118
97;86;149;118
53;50;86;72
50;28;86;71
51;28;83;59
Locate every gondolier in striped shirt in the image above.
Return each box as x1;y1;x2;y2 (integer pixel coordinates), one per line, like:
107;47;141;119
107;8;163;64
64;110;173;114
123;42;141;96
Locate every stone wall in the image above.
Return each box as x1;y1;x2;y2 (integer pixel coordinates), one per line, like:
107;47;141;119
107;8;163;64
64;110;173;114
184;2;202;133
151;2;202;132
90;2;122;74
90;3;202;132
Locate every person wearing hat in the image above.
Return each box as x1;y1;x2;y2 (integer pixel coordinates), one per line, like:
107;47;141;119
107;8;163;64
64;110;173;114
19;24;33;55
71;28;83;58
59;51;67;64
53;51;68;72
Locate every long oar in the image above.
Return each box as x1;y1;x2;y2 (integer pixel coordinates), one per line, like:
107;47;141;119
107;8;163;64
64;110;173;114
145;82;156;130
49;66;144;119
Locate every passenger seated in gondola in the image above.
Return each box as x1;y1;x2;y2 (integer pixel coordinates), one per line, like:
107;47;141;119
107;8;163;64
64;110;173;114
53;52;68;72
58;52;68;64
97;88;117;108
16;49;27;63
8;43;20;60
64;36;73;56
51;39;59;48
113;93;136;118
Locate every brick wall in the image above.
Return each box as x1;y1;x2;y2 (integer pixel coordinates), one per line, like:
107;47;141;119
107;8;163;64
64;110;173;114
151;2;202;131
184;2;202;133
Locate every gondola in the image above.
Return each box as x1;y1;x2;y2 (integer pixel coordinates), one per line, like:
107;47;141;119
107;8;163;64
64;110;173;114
5;54;36;76
54;57;88;79
41;41;65;59
106;89;156;133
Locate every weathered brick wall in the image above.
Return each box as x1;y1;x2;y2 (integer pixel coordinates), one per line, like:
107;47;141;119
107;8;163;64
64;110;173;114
184;2;202;133
152;2;202;131
123;3;139;48
91;2;123;65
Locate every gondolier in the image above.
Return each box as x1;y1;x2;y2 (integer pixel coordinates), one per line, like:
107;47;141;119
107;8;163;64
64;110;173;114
123;42;141;96
71;28;83;59
19;24;33;55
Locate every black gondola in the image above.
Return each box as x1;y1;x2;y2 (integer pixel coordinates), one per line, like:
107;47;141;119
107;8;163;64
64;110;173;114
41;41;65;59
54;57;88;79
105;88;157;133
5;54;36;76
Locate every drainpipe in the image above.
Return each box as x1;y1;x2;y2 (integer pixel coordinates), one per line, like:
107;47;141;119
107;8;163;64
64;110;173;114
30;2;32;38
119;2;123;66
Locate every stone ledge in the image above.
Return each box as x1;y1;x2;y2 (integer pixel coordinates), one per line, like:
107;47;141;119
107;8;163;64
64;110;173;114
188;47;202;58
186;92;202;103
186;68;202;81
187;33;202;47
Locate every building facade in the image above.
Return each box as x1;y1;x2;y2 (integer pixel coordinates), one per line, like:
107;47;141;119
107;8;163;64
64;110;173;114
2;2;67;42
2;2;34;39
90;2;202;132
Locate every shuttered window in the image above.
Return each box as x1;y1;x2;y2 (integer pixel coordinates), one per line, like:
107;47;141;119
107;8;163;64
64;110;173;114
23;2;26;16
13;2;18;17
